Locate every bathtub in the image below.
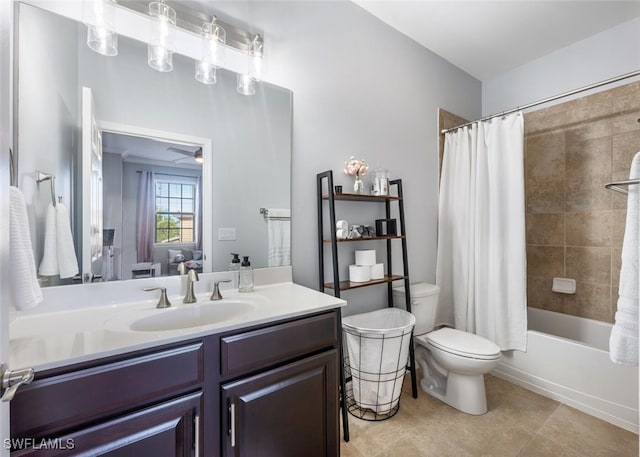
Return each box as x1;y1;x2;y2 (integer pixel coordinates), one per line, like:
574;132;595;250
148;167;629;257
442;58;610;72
492;307;638;433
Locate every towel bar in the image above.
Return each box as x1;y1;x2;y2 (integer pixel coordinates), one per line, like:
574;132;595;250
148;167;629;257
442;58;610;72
36;171;57;206
604;179;640;195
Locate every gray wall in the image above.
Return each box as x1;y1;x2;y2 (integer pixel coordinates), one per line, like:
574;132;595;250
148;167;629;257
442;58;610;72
482;17;640;114
18;4;79;284
102;152;122;279
208;1;482;315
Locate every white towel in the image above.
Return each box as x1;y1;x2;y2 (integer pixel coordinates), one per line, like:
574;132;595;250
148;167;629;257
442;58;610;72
55;203;79;279
38;203;59;276
9;186;43;310
609;151;640;366
265;208;290;267
267;219;291;267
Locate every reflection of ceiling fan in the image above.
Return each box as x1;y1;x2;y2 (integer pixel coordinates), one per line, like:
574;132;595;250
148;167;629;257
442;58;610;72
167;146;203;163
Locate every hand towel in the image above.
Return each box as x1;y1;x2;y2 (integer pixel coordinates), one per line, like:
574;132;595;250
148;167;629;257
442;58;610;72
609;151;640;366
267;219;291;267
55;203;79;279
9;186;43;310
38;203;59;276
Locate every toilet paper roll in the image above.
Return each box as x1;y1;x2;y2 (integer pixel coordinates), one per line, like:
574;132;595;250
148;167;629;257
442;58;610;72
336;220;348;230
370;263;384;280
349;265;371;283
336;228;348;240
355;249;376;266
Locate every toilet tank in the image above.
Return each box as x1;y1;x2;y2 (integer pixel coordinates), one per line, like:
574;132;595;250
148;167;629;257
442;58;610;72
392;283;440;336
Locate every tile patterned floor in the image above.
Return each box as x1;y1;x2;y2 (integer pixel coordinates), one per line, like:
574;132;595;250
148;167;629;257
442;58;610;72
340;374;638;457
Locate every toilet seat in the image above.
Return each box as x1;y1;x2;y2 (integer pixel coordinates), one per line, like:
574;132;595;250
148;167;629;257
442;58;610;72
419;328;501;360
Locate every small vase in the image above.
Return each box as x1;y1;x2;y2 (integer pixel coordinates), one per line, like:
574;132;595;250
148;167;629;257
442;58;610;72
353;174;364;194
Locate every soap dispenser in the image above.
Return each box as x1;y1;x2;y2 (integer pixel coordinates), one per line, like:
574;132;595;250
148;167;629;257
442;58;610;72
229;253;241;286
238;256;254;293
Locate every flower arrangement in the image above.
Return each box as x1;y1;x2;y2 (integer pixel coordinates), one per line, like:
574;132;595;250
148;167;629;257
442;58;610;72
344;156;368;193
343;156;369;177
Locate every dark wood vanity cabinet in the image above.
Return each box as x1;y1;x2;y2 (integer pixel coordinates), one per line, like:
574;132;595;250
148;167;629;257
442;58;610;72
10;309;340;457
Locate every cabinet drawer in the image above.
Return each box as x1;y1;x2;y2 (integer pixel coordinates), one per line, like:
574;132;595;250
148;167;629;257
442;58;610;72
11;342;204;438
221;312;337;377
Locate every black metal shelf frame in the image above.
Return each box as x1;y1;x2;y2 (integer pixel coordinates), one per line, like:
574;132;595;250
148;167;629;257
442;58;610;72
316;170;418;441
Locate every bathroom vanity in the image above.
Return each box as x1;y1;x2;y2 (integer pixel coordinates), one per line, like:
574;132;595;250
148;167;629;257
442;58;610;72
8;279;344;456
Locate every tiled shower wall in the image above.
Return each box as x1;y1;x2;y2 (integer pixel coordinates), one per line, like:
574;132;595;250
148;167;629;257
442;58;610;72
525;81;640;323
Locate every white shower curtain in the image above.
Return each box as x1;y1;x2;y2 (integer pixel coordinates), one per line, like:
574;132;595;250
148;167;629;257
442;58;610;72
436;112;527;351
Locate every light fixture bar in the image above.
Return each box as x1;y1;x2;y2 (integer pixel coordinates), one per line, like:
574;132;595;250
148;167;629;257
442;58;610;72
118;0;259;55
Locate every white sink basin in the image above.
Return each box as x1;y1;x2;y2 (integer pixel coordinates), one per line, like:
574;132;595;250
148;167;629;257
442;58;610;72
130;300;255;332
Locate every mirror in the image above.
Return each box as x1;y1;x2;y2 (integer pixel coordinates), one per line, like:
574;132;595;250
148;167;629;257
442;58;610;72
16;3;292;286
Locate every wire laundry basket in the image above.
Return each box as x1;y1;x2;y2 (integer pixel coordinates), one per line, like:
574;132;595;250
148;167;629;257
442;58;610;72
342;308;415;421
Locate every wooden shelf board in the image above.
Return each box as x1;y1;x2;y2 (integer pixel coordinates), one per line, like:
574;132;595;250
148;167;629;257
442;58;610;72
323;235;405;243
322;193;401;202
324;275;408;291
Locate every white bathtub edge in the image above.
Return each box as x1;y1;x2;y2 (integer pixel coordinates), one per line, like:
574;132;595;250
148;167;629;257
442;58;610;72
492;364;639;434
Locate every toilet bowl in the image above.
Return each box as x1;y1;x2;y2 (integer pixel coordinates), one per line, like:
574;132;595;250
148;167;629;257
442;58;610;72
393;283;501;415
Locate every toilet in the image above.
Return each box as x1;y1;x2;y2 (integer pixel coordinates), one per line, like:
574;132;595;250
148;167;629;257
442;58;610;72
393;283;501;415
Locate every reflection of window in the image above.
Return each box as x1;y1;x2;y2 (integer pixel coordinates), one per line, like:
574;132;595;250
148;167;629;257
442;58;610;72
155;180;196;244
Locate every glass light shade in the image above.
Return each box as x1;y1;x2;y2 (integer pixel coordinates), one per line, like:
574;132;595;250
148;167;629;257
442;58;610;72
148;1;176;72
237;74;256;96
83;0;118;56
248;35;263;81
196;20;225;84
195;62;217;85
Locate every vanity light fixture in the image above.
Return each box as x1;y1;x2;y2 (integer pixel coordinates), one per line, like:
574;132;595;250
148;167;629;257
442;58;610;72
147;0;176;72
195;17;225;85
194;148;203;163
236;34;263;96
82;0;118;56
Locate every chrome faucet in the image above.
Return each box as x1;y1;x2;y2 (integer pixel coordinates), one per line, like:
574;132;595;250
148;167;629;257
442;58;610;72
183;269;199;303
211;279;232;301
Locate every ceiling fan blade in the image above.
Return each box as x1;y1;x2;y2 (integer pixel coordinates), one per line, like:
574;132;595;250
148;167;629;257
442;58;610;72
166;146;195;157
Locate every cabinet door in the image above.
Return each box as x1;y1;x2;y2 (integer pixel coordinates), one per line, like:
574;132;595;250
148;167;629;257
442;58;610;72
222;351;338;457
11;392;202;457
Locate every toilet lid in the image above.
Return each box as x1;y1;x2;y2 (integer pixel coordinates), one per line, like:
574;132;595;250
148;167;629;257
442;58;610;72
425;328;501;360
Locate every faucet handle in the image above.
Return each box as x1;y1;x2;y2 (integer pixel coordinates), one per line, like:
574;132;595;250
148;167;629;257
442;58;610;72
211;279;232;301
144;287;172;308
188;269;199;281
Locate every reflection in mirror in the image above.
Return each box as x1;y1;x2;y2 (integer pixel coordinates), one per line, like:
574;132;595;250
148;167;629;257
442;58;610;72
101;132;204;281
16;3;292;286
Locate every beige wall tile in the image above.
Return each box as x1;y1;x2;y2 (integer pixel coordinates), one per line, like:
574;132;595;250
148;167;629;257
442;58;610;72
565;177;611;212
611;80;640;112
611;209;628;247
563;282;611;322
565;119;611;143
611;249;622;287
566;136;611;179
527;246;564;277
527;276;563;312
611;286;619;322
565;247;611;284
527;178;564;213
611;111;640;135
565;90;613;124
526;213;564;245
524;108;567;135
612;130;640;173
526;132;565;180
565;211;611;247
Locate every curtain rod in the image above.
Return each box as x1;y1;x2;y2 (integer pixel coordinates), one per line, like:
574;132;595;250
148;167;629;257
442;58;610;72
136;171;201;179
441;69;640;134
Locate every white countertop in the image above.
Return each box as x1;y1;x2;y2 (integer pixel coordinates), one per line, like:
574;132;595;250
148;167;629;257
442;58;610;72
10;281;346;372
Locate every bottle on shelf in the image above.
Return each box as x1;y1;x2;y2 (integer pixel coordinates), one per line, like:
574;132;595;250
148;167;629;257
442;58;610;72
238;256;254;293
